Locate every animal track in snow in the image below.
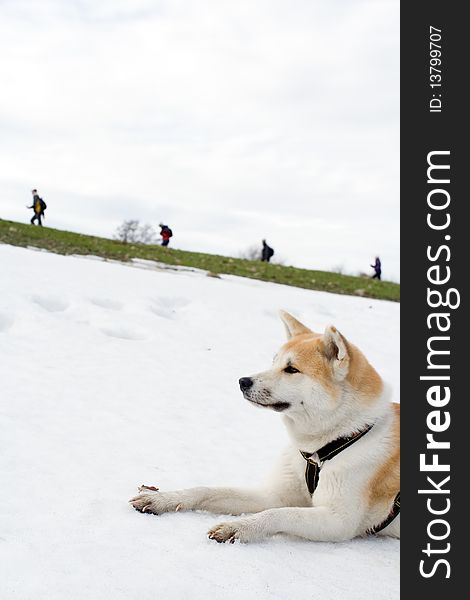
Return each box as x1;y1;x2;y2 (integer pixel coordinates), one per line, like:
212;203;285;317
313;305;334;318
100;325;147;341
90;297;123;311
0;311;14;332
262;308;281;319
32;295;69;312
149;296;190;320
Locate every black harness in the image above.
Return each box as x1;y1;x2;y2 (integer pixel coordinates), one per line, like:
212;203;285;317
300;424;400;534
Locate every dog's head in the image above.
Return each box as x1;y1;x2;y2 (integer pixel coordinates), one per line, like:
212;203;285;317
239;311;383;425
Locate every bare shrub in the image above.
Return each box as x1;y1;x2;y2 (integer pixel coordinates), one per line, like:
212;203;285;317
239;244;262;261
114;220;157;244
332;264;344;275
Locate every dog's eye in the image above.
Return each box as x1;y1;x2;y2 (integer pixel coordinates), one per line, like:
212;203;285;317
283;365;300;374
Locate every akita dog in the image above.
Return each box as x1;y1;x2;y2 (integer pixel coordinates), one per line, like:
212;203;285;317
130;311;400;543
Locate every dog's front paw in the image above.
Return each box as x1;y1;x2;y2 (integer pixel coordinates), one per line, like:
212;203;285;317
129;488;184;515
208;518;260;544
208;521;241;543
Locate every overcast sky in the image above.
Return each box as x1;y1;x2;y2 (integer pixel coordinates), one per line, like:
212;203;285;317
0;0;399;280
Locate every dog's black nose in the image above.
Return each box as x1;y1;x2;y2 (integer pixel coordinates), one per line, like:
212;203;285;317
239;377;254;391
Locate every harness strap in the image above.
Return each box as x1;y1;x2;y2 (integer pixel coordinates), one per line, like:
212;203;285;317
300;424;374;495
300;454;320;495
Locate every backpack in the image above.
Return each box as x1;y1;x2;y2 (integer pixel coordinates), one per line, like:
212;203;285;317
40;198;47;211
268;247;274;258
166;228;173;238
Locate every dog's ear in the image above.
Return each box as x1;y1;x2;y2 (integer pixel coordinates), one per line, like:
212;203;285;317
279;310;312;339
323;325;350;380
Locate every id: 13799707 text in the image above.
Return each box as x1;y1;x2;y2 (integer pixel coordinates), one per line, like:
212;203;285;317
429;26;443;113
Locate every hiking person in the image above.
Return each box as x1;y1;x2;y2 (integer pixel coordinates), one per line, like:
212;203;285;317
28;189;47;226
159;223;173;247
371;256;382;280
261;239;274;262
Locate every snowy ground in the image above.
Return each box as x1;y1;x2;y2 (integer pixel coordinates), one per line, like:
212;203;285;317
0;245;399;600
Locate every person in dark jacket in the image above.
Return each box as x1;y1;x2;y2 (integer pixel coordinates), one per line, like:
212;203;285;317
371;256;382;280
261;239;274;262
28;189;47;226
159;223;173;247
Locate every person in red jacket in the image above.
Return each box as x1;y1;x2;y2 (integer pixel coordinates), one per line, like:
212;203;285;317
159;223;173;247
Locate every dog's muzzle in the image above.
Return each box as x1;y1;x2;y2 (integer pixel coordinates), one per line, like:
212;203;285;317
239;377;290;412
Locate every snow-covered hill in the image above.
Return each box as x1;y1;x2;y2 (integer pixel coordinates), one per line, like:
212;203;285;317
0;245;399;600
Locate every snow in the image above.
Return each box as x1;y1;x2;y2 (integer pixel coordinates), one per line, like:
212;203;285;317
0;244;399;600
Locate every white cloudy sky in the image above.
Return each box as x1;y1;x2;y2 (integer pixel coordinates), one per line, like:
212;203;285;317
0;0;399;280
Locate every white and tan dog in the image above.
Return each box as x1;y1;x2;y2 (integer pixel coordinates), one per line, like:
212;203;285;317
130;311;400;543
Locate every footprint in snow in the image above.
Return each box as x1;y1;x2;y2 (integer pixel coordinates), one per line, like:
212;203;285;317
32;295;70;312
0;312;14;332
100;326;147;341
263;308;281;319
90;297;123;311
149;296;190;320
